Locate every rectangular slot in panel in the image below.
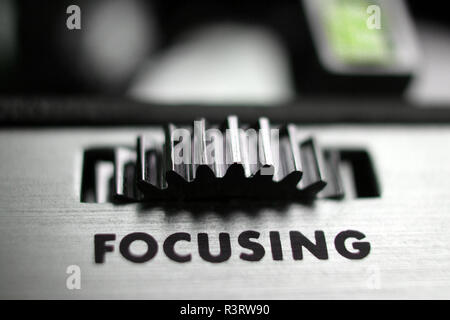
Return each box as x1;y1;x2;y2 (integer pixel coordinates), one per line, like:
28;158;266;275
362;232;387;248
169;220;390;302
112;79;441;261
80;148;115;203
339;149;381;198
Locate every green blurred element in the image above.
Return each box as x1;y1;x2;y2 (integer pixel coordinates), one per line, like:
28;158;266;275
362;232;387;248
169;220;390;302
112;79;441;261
324;0;392;65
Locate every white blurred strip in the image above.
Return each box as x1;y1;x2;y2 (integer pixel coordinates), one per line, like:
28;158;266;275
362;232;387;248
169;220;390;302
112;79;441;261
407;22;450;106
95;161;114;203
339;161;357;200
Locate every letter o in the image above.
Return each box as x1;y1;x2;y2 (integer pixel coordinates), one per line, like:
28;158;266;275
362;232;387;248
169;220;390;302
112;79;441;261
119;232;158;263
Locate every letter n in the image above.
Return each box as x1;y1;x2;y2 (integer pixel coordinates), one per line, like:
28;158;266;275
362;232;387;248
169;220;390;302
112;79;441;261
290;231;328;260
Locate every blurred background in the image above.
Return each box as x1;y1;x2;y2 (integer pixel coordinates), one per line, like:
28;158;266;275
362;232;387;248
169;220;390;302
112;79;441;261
1;0;450;108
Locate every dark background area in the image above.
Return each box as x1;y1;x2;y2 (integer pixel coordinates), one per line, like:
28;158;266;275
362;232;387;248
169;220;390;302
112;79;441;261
1;1;447;95
1;0;450;125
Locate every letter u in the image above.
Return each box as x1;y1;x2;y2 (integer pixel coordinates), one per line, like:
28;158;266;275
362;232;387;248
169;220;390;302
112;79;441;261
198;233;231;263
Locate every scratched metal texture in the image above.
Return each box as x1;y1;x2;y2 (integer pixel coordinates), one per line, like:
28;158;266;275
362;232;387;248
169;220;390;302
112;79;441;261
0;125;449;299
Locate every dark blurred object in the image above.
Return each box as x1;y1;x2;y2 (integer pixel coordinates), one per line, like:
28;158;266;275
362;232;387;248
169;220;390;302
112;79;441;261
7;0;158;94
150;0;304;49
0;0;307;96
408;1;450;26
0;0;424;98
0;0;17;90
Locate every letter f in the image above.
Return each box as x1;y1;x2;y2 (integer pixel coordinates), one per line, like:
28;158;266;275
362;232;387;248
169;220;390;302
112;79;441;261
94;234;116;263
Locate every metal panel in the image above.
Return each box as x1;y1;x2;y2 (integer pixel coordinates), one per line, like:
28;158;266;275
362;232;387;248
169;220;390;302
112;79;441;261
0;126;449;299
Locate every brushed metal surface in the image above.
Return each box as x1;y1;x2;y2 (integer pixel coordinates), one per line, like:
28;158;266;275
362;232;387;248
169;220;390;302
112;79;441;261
1;125;450;299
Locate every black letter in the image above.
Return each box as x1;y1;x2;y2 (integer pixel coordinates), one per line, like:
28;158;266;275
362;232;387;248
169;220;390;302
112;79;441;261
270;231;283;260
290;231;328;260
335;230;370;260
163;232;191;263
119;232;158;263
198;233;231;263
238;231;265;261
94;234;116;263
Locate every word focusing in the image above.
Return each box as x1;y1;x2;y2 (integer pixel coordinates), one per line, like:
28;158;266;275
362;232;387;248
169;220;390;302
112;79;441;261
94;230;370;264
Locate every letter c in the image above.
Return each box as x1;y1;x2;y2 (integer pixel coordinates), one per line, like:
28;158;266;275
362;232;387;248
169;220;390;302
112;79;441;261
163;232;191;263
